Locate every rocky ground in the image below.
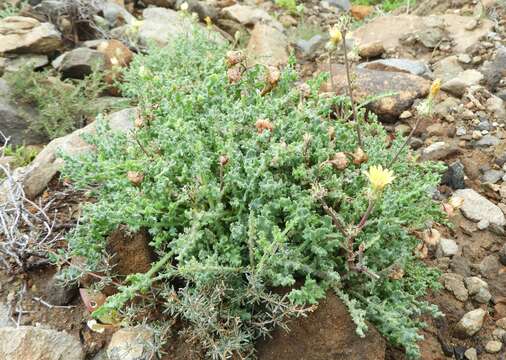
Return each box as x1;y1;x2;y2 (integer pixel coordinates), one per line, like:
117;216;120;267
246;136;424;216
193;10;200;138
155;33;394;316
0;0;506;359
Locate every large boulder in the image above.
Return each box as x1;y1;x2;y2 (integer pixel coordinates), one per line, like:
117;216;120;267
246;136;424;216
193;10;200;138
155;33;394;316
16;108;137;199
246;23;288;67
324;65;430;121
256;293;386;360
222;4;282;31
350;14;493;55
0;326;84;360
0;79;47;146
0;16;62;54
52;47;107;79
0;54;48;75
138;7;223;47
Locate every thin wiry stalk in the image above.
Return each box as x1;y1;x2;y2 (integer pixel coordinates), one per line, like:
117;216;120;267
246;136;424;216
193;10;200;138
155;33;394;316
0;132;63;273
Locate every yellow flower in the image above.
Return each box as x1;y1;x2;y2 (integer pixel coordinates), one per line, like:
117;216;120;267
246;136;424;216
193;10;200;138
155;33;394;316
364;165;395;193
329;25;342;46
429;78;441;98
204;16;212;27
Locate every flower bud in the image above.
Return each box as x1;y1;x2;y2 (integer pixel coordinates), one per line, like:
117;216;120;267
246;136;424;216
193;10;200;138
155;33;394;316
255;119;274;134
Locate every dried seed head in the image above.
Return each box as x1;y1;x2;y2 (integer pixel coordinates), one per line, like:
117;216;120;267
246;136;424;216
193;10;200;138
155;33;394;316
127;171;144;186
219;155;229;166
266;66;281;86
255;119;274;134
422;228;440;246
226;50;245;68
327;126;335;141
388;266;405;280
134;115;145;128
329;152;349;170
352;147;368;165
298;83;311;98
227;66;242;83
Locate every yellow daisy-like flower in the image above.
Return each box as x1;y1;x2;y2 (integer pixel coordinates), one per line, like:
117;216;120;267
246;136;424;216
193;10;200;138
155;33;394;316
329;25;343;46
429;78;441;99
364;165;395;193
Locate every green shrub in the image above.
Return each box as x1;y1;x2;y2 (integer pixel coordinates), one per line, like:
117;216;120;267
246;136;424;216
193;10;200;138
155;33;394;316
4;66;121;140
0;1;26;19
3;144;40;167
275;0;304;14
353;0;416;12
59;25;444;359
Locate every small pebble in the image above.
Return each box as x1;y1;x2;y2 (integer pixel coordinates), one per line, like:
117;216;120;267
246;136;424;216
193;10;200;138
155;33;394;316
464;347;477;360
485;340;502;353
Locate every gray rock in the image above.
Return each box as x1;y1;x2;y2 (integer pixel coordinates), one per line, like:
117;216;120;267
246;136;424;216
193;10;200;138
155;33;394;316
325;65;430;121
497;317;506;329
0;326;84;360
0;79;47;146
176;0;218;21
40;273;78;306
464;348;477;360
473;287;492;303
327;0;351;10
486;95;506;123
475;135;500;147
438;238;459;257
98;0;136;27
450;256;471;277
358;58;430;76
433;96;460;120
455;308;486;337
485;340;502;353
0;54;48;75
442;273;468;302
0;16;62;54
14;108;137;199
479;255;500;279
441;70;484;97
442;161;465;189
481;169;505;184
52;47;107;79
421;142;458;161
465;276;488;296
0;302;12;327
477;219;489;230
295;35;326;59
416;27;444;48
107;327;155;360
499;244;506;266
221;4;278;26
138;7;223;47
454;189;506;227
480;46;506;91
433;56;464;83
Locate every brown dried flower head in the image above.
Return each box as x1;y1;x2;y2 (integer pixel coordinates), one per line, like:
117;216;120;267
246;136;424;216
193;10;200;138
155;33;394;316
226;50;245;68
227;66;242;83
255;119;274;134
266;66;281;86
219;155;229;166
127;171;144;186
298;83;311;98
329;152;349;170
352;147;368;165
